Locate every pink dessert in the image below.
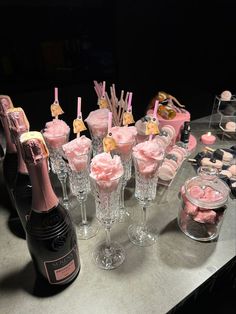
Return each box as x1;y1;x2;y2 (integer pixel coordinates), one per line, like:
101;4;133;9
161;125;176;140
189;185;204;198
132;140;164;177
184;201;198;216
43;119;70;149
193;210;217;224
181;184;224;224
90;152;124;191
111;126;137;156
158;163;176;181
85;108;109;137
63;135;92;172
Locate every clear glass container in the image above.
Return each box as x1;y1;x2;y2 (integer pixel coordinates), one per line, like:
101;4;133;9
178;166;230;241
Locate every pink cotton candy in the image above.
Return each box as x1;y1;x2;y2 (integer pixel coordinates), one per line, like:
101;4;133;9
111;126;137;143
133;140;164;177
85;108;109;137
43;119;70;149
200;186;224;202
189;186;205;198
63;135;91;172
184;201;199;216
90;152;124;191
133;140;164;161
193;210;217;224
111;126;137;155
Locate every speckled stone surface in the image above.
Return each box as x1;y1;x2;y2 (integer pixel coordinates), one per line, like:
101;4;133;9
0;116;235;314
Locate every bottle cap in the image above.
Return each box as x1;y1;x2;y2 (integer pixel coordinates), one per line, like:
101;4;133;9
20;131;49;164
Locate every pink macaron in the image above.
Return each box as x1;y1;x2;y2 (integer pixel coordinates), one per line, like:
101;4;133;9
163;158;178;170
169;149;184;164
158;163;176;181
161;125;176;140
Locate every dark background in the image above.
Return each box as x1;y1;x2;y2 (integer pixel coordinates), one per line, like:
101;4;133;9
1;0;236;131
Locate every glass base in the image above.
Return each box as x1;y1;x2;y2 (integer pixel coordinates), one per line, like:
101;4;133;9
93;241;125;270
77;222;100;240
128;224;158;247
178;216;219;242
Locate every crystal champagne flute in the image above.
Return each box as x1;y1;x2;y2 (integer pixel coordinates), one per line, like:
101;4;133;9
68;149;99;239
90;174;125;269
128;154;162;246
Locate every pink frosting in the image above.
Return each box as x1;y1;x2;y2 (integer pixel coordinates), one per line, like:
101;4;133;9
90;152;123;191
63;135;91;172
43;119;70;149
85;108;109;137
133;140;164;176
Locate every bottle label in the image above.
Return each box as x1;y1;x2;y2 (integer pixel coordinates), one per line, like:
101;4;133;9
44;246;79;284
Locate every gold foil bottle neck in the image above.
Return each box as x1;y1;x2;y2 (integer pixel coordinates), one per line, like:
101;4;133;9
7;107;30;135
0;95;14;116
20;131;49;164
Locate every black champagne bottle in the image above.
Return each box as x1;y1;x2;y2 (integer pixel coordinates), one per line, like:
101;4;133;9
20;132;80;285
0;96;18;211
7;107;32;231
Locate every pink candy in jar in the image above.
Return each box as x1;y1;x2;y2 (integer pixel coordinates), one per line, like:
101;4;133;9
177;166;229;241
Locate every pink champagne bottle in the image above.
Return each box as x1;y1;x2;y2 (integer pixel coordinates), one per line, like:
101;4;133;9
7;108;32;232
0;97;18;210
20;132;80;285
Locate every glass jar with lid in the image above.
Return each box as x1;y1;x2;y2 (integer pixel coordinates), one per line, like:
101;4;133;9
178;166;230;241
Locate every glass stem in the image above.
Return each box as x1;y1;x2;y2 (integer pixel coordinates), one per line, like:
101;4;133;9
105;227;112;249
79;198;88;225
141;205;147;230
59;176;69;202
120;183;125;209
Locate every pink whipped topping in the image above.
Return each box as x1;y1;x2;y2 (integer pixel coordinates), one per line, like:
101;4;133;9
132;140;164;176
43;119;70;148
90;152;123;191
85;108;109;137
63;135;91;172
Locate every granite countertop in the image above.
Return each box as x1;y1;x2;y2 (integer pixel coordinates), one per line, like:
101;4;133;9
0;116;235;314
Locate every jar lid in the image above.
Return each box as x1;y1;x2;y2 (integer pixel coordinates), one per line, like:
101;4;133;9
184;166;230;209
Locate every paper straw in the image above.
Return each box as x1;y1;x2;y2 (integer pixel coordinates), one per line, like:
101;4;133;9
108;111;112;134
54;87;58;103
77;97;81;118
153;100;159;119
102;81;106;97
127;92;133;111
